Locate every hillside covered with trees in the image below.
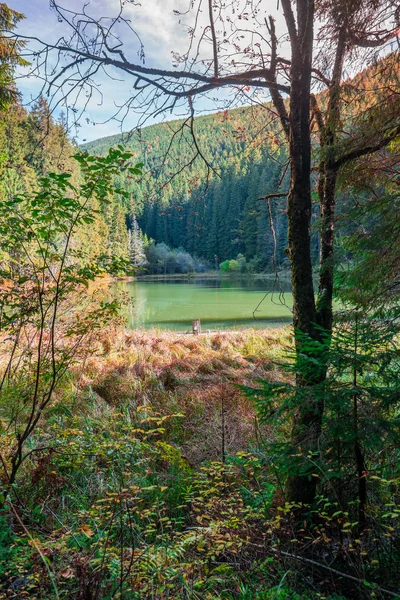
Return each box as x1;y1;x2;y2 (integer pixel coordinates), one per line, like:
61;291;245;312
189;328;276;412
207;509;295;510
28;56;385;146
84;105;303;272
84;51;399;275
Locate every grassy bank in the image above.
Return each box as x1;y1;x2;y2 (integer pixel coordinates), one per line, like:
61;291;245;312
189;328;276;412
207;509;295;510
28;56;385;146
1;327;398;599
0;328;295;600
82;327;291;465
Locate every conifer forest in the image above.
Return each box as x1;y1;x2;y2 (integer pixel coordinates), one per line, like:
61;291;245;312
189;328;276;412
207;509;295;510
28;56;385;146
0;1;400;599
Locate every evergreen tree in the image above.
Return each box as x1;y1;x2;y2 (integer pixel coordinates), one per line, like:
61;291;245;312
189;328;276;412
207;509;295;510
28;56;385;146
25;96;77;176
108;203;128;261
0;102;36;200
129;217;147;268
0;4;28;109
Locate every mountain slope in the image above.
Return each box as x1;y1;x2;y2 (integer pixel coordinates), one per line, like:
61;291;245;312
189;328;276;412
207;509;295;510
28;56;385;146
83;104;295;268
83;53;399;270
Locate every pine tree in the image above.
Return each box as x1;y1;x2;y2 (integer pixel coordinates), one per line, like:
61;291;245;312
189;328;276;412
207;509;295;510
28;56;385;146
0;103;36;200
108;203;128;261
25;96;77;175
129;217;147;268
0;4;28;109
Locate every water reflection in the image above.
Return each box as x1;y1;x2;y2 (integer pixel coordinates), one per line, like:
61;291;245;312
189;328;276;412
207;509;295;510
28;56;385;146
118;277;293;331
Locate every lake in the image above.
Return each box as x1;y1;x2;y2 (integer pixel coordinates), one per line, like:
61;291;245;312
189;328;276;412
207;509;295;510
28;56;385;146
119;277;294;331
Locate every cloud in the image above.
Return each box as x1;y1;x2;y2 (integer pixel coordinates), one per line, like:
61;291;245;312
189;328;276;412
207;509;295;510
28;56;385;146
124;0;194;60
12;0;290;141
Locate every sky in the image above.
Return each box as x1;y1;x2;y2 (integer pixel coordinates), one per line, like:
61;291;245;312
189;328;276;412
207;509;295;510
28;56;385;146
12;0;286;142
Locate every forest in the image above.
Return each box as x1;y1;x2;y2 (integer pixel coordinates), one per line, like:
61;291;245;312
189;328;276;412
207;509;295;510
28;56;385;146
84;107;292;272
0;1;400;600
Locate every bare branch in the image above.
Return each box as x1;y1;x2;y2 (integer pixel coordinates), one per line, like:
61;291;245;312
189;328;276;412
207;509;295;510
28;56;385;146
258;192;289;201
208;0;219;78
265;16;290;140
280;0;299;51
349;25;400;48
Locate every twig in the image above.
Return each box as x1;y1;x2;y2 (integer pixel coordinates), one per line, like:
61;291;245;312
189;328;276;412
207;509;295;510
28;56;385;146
258;192;289;201
208;0;218;78
8;502;61;599
271;548;399;598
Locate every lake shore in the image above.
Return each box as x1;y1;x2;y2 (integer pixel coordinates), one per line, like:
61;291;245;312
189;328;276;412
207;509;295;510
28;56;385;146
119;277;294;331
135;270;292;281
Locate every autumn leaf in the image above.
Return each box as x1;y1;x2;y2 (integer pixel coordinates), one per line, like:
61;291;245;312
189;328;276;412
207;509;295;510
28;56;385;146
79;525;95;538
60;568;75;579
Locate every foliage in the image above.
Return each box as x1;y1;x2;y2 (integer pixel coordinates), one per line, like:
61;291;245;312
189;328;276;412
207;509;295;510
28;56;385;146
0;8;399;596
0;95;138;268
83;109;292;271
145;241;207;275
81;59;400;276
0;324;364;600
0;147;142;497
1;321;398;598
245;201;400;595
220;254;248;274
128;216;148;269
336;189;400;311
219;259;230;273
0;4;28;109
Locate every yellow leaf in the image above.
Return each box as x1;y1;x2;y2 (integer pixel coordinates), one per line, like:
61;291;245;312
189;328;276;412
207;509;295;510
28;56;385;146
79;525;95;538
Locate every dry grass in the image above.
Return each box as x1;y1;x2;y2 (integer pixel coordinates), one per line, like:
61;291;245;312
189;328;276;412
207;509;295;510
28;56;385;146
75;327;292;464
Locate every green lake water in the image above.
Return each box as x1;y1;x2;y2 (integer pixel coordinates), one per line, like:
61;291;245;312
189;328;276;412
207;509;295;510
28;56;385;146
120;278;294;331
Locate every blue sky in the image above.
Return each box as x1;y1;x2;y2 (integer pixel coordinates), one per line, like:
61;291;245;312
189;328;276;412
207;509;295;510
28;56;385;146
11;0;283;142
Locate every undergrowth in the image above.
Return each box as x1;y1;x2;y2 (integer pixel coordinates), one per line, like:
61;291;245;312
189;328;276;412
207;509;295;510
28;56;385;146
0;327;399;599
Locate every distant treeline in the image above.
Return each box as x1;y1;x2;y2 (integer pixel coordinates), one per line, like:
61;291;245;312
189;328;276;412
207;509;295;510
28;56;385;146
84;107;300;272
1;96;345;275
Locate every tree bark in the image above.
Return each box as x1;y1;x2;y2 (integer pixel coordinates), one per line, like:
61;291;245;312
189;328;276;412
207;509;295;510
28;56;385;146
283;0;317;337
316;27;346;333
284;26;348;505
279;0;326;505
317;166;338;333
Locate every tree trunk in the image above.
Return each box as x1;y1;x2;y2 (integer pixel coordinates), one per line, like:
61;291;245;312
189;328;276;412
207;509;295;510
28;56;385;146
317;166;338;333
284;24;347;504
316;26;346;334
282;0;326;505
